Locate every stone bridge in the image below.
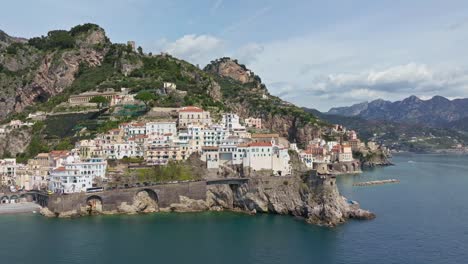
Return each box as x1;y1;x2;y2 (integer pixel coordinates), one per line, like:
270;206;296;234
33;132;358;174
46;180;207;216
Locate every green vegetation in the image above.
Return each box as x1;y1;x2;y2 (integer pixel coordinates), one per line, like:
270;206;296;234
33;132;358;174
89;95;109;109
28;30;75;50
55;138;74;150
135;91;157;109
69;23;101;36
133;161;197;182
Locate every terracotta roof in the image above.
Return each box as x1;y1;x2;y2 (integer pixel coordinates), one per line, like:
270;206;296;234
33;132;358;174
179;106;204;113
163;133;173;136
132;122;145;127
53;167;66;172
249;142;273;147
251;133;279;138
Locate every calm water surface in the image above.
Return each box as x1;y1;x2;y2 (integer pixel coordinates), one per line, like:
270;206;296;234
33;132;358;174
1;154;468;264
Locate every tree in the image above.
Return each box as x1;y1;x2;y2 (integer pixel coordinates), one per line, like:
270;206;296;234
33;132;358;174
137;46;143;55
89;96;109;110
55;138;73;150
135;91;156;109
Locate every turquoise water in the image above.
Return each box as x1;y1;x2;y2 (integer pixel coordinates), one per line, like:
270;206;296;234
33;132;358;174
1;154;468;264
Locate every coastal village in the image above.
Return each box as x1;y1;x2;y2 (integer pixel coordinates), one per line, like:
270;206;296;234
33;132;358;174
0;82;384;199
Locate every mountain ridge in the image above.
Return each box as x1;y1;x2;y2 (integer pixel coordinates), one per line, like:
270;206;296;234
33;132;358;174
327;95;468;127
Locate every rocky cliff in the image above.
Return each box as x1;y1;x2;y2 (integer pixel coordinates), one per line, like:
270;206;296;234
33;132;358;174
0;25;108;119
207;175;374;227
354;149;393;168
0;127;32;157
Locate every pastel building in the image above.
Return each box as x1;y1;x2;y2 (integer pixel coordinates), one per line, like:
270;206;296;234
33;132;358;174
244;117;262;128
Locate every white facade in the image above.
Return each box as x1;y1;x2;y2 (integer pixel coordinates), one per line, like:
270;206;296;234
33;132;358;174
222;113;245;131
49;157;107;194
146;121;177;136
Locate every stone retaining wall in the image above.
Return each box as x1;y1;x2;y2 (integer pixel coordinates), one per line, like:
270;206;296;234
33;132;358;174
47;181;207;215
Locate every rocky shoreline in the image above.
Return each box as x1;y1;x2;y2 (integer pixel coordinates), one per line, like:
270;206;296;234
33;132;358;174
40;174;375;227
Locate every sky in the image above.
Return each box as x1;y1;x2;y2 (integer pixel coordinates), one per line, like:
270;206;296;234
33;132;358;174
2;0;468;111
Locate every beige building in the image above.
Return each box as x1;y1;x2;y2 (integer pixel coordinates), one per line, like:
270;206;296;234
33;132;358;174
68;88;118;106
251;133;279;145
145;144;188;165
178;106;211;128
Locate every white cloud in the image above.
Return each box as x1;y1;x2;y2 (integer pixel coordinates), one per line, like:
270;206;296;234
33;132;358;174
235;43;264;64
272;63;468;110
163;34;225;66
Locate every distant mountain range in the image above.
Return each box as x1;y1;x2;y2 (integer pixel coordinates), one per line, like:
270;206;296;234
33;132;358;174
303;95;468;152
327;95;468;128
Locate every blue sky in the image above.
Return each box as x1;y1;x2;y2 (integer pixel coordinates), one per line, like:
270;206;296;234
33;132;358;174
2;0;468;110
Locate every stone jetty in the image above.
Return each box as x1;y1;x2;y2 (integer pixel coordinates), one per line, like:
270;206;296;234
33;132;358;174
353;179;399;186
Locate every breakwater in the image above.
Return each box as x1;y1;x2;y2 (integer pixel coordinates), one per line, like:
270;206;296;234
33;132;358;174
353;179;400;186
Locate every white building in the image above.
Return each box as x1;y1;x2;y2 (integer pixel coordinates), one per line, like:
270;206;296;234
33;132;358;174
146;121;177;136
222;113;245;131
48;157;107;194
0;159;17;186
202;125;229;147
242;142;274;172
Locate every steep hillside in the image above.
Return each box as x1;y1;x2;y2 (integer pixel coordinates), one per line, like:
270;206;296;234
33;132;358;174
205;57;326;145
0;24;112;120
0;25;325;159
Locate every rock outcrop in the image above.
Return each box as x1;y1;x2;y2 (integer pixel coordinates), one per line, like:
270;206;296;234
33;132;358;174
205;57;257;84
207;175;374;227
0;127;32;157
0;26;108;120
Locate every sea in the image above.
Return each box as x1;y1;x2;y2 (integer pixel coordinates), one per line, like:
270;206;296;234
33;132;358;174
1;153;467;264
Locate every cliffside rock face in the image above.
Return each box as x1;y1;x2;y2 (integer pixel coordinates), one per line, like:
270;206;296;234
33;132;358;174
207;175;375;227
356;149;393;168
0;127;32;157
205;57;257;84
0;27;107;120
